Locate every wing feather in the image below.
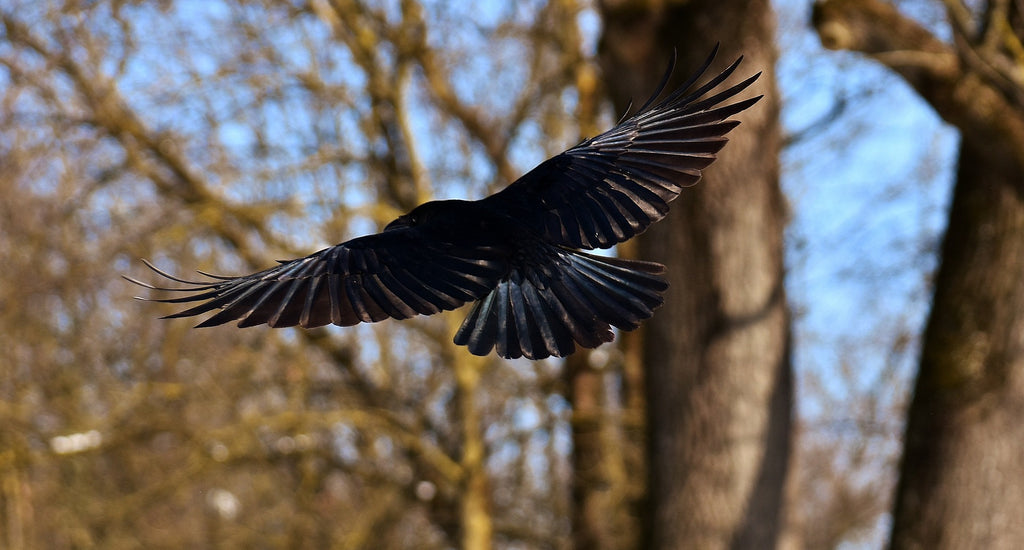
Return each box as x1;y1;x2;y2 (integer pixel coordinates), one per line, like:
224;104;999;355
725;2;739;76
131;227;507;329
453;246;663;359
483;49;761;249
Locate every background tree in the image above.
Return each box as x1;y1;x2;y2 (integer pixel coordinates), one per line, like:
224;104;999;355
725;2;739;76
597;1;792;548
813;0;1024;547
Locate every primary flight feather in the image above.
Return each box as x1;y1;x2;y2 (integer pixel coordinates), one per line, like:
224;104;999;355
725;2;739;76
128;47;762;360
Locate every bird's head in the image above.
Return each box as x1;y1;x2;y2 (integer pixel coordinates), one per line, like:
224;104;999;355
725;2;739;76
384;213;415;232
384;200;467;232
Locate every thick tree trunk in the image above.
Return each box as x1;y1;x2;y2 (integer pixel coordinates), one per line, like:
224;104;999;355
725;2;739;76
889;143;1024;550
598;1;792;548
812;1;1024;548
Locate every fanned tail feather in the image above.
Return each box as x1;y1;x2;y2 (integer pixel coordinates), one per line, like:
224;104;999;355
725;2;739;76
453;250;667;360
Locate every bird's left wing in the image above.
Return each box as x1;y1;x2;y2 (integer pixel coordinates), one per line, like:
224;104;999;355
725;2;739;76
482;48;762;250
126;228;507;329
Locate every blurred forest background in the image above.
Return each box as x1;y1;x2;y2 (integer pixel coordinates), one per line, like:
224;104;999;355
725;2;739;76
3;0;1023;549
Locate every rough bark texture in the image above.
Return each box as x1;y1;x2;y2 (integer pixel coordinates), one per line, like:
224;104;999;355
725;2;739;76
812;1;1024;548
598;1;792;548
891;141;1024;550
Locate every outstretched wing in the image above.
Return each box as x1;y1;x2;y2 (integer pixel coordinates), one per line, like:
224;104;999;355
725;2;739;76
126;228;508;329
482;47;762;250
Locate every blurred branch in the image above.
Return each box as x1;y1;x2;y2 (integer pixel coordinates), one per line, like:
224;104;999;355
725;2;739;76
308;0;424;213
227;408;465;484
812;0;1024;171
448;346;493;550
397;0;521;185
0;13;293;265
782;95;848;147
395;59;432;206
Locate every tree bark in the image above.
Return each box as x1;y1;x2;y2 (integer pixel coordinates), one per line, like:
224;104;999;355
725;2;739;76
598;1;792;548
812;1;1024;548
890;139;1024;550
453;353;493;550
566;351;644;550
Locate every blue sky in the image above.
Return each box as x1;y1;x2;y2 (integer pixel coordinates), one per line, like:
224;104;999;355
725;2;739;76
776;0;957;420
773;1;958;544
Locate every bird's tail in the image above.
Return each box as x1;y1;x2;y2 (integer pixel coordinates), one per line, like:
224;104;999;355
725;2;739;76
453;249;667;360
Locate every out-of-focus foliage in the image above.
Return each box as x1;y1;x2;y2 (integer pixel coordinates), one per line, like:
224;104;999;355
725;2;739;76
0;1;593;547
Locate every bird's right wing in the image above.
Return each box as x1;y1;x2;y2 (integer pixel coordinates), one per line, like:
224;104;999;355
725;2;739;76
126;228;507;329
483;47;762;250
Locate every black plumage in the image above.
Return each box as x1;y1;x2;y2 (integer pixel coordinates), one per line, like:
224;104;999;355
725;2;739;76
127;47;762;360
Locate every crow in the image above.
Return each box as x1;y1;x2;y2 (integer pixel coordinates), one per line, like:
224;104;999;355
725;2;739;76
127;46;761;360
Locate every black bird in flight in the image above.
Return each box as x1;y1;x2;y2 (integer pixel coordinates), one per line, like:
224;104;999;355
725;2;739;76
129;47;761;360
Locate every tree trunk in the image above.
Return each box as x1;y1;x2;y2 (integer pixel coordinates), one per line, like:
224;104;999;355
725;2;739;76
598;1;792;548
566;350;644;550
811;1;1024;548
889;143;1024;550
453;354;493;550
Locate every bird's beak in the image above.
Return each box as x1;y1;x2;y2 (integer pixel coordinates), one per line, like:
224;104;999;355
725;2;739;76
384;215;412;232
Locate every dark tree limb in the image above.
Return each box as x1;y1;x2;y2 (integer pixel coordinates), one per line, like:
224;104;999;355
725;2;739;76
813;0;1024;173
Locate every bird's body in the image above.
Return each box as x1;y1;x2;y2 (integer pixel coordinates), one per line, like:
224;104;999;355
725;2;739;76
129;47;762;360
